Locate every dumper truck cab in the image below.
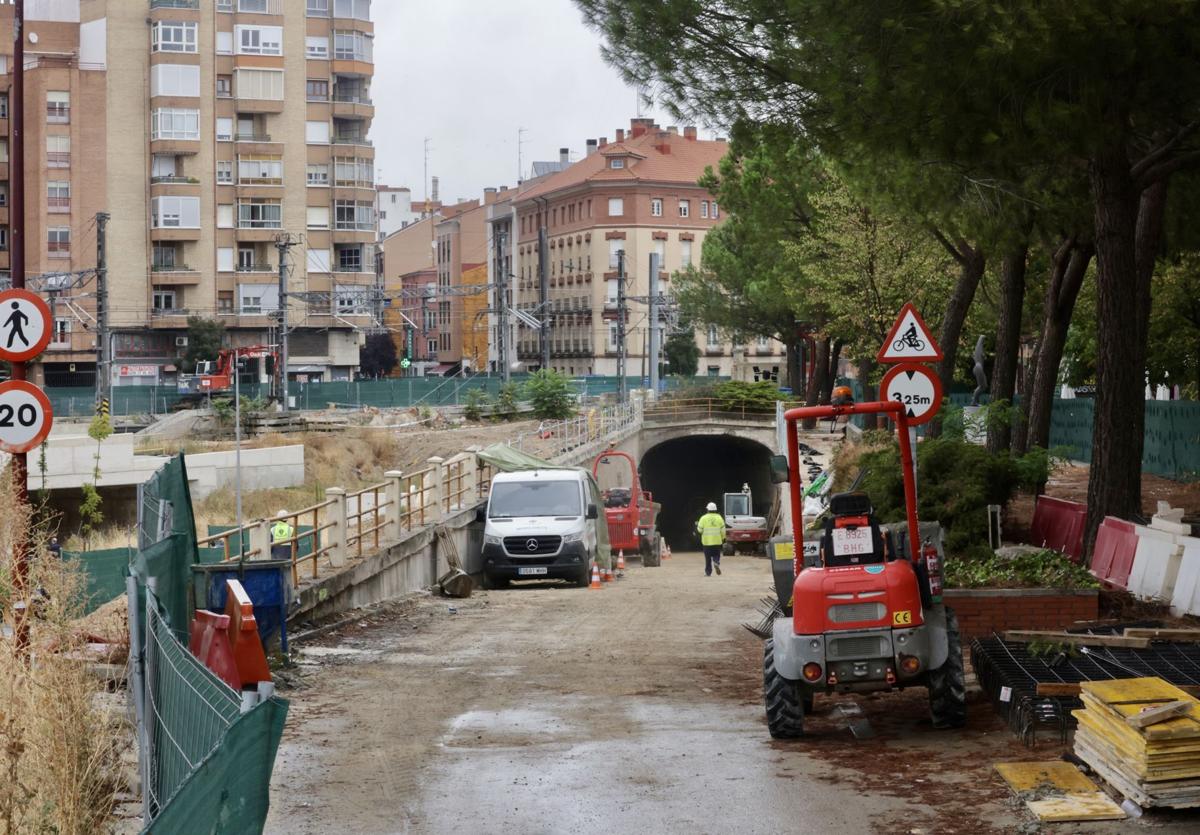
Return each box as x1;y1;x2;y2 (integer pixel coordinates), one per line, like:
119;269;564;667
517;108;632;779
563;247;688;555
763;400;965;738
480;470;598;588
723;484;769;556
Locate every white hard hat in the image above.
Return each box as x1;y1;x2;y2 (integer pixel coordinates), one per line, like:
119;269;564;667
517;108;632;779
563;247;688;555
276;509;289;519
707;502;718;512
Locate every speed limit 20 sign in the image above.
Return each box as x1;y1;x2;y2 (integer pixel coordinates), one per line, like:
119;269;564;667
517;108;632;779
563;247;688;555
0;381;54;454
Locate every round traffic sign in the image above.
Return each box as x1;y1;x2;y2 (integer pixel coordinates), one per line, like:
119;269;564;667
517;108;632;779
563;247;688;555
879;363;944;426
0;289;52;363
0;381;54;453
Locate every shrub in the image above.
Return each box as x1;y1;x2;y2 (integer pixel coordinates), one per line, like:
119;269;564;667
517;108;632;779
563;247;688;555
463;388;490;422
525;370;575;420
945;549;1100;590
494;383;520;421
712;380;785;412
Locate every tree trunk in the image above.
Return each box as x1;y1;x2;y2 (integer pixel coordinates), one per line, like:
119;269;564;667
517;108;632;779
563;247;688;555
1024;243;1094;454
802;337;830;428
1083;148;1167;558
785;337;803;396
928;240;985;438
824;339;844;403
987;242;1030;453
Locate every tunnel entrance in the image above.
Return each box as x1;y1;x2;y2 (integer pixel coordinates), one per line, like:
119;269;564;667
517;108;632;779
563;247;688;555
639;435;776;550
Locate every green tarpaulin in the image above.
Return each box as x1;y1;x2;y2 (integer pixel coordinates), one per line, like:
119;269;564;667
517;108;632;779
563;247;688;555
476;444;612;567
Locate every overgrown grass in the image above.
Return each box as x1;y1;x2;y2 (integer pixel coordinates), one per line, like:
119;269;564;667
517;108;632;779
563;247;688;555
945;549;1100;590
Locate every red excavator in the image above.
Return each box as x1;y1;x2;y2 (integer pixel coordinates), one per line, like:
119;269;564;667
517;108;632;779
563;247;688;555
762;399;965;738
593;449;662;566
177;345;278;405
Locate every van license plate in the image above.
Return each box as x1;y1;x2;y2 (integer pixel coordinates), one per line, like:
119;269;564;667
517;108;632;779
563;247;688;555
518;567;548;576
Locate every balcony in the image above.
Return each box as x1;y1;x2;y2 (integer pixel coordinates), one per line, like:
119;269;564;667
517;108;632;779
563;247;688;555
235;263;275;274
151;226;201;242
151;0;200;8
47;152;71;168
149;308;191;329
331;135;372;148
150;265;201;285
331;95;373;120
48;197;71;214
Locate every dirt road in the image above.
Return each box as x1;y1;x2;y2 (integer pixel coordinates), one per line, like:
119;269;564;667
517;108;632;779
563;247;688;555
267;553;1196;835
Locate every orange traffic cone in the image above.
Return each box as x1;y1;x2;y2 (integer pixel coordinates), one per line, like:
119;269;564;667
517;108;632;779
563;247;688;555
616;551;626;575
589;563;602;589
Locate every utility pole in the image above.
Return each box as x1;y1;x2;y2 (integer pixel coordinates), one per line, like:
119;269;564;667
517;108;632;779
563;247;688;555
11;0;29;649
538;223;549;372
95;212;110;412
496;229;510;382
274;234;298;411
617;249;627;404
648;252;661;395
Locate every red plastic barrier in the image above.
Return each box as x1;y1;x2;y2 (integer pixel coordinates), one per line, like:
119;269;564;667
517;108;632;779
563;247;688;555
225;580;272;687
189;610;242;690
1089;516;1139;589
1029;496;1087;562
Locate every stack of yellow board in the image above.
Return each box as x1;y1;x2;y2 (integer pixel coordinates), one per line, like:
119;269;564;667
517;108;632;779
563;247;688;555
1073;677;1200;808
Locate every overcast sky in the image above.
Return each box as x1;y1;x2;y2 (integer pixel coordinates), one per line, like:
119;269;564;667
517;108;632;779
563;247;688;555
371;0;712;204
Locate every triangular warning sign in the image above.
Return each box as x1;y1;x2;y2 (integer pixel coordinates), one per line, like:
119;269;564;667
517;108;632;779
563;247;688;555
877;302;943;363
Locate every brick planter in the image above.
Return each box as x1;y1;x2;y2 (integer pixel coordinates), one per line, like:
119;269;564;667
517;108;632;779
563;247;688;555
943;588;1099;638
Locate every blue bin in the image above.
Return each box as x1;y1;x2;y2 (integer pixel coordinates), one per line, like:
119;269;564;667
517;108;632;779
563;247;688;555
192;559;291;653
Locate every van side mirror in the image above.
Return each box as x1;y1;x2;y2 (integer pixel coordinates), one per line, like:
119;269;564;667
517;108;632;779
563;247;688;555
770;455;790;484
586;504;598;520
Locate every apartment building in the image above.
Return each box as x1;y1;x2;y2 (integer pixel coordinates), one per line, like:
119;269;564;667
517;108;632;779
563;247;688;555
485;190;516;375
513;118;785;378
376;185;435;238
0;0;378;388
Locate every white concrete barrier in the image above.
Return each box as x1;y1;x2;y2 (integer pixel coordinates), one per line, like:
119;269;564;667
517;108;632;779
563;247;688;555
1127;522;1185;603
1170;537;1200;617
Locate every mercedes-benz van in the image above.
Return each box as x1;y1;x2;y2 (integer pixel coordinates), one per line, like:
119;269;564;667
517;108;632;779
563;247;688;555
481;469;598;588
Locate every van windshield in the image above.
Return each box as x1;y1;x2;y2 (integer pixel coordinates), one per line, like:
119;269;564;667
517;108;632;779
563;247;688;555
489;481;582;518
725;494;750;515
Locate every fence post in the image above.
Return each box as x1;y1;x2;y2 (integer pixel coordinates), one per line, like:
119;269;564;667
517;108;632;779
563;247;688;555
425;457;445;522
325;487;348;568
250;521;271;564
384;470;404;537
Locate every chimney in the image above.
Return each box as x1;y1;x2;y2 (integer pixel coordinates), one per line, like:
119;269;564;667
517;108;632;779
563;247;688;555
598;136;608;148
630;117;655;138
559;147;570;164
615;128;625;142
667;126;679;135
484;187;498;205
586;138;598;156
431;176;440;202
684;126;697;141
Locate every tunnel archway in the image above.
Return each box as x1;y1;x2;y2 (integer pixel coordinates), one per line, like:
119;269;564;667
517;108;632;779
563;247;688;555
639;435;776;551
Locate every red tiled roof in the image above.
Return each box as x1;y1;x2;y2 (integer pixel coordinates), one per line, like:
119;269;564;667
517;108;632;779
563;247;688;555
517;130;727;204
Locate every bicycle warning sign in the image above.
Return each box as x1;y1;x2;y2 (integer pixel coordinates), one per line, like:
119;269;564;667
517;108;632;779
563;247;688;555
876;302;943;363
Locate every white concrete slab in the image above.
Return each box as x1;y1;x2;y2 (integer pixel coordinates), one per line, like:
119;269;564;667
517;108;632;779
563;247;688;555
1127;525;1184;602
1170;536;1200;617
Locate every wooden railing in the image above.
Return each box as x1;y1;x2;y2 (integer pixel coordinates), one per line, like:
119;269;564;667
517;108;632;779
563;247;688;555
347;482;392;559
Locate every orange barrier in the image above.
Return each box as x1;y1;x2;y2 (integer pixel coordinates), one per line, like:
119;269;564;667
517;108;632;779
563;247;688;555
225;580;272;687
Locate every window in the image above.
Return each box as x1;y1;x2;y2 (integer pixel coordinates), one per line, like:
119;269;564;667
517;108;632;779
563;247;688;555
54;318;70;344
0;185;7;207
337;246;363;272
216;32;233;55
151;64;200;97
307;79;329;101
0;140;7;163
152;108;200;140
236;69;284;101
236;26;283;56
335;286;369;315
306;164;329;186
215;160;233;184
151;196;200;229
238;200;283;229
650;198;662;217
307;249;331;273
238;155;283;185
608;239;624;269
217;248;235;272
678;199;690;218
152;289;177;311
47;181;70;212
217;204;234;228
711;202;719;219
333;30;373;62
152;155;176;179
237;247;256;271
607;197;624;217
238;1;275;15
334;200;374;230
707;365;720;377
217;0;232;9
152;21;197;53
47;91;70;124
306;206;330;228
707;325;719;346
334;157;373;187
681;239;693;268
0;94;8;119
216;118;233;142
307;0;330;15
334;0;371;19
610;158;624;169
305;36;329;58
152;245;178;269
47;227;70;258
216;75;232;97
219;291;234;313
608;323;619;350
700;201;709;219
305;120;330;144
0;228;8;250
46;135;70;167
757;335;771;349
241;292;263;314
653;239;666;268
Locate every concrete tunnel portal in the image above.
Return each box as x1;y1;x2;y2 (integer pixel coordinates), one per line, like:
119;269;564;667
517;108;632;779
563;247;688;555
638;435;777;551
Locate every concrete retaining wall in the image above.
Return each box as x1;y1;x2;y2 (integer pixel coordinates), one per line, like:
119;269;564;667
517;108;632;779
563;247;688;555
944;588;1100;638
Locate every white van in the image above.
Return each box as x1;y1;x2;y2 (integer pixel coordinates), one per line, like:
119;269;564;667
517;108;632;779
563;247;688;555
481;469;599;588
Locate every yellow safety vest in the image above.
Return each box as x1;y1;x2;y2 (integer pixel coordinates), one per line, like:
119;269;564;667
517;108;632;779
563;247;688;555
697;512;726;546
272;521;293;544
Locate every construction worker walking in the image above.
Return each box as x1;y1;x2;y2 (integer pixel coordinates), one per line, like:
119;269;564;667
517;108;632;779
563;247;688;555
696;502;726;577
271;510;294;560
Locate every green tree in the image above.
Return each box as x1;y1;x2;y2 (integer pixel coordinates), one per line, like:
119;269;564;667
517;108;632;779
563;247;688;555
359;332;398;378
524;370;575;420
662;321;700;377
1147;254;1200;398
78;412;113;542
183;316;225;373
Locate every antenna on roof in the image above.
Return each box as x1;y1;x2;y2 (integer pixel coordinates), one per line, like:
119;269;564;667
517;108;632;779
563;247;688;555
518;127;528;184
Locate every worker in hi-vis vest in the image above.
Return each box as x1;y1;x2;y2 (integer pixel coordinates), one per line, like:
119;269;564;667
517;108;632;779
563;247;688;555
271;510;294;560
696;502;727;577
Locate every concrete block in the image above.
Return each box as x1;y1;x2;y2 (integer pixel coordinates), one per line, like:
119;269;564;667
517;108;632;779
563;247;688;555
1150;515;1192;536
1127;525;1184;602
1170;537;1200;617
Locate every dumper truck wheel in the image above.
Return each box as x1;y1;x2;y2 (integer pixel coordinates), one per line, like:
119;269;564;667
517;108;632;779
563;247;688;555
763;639;805;739
927;608;966;729
642;534;662;567
722;542;734;557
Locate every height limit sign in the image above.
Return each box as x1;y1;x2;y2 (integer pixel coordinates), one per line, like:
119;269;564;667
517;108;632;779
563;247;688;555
0;289;55;454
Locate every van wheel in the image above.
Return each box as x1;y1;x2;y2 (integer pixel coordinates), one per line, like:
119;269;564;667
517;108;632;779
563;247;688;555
575;564;591;587
484;573;509;590
763;639;805;739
